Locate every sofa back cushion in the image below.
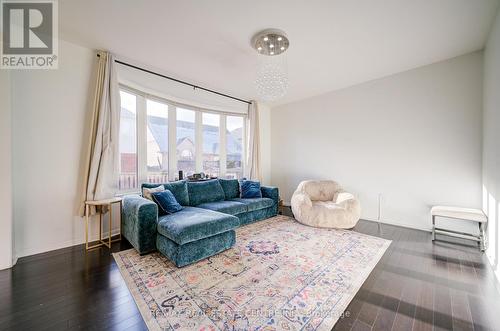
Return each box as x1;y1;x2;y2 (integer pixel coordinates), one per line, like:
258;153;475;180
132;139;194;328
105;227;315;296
142;185;165;201
187;179;225;206
218;179;240;200
142;180;189;206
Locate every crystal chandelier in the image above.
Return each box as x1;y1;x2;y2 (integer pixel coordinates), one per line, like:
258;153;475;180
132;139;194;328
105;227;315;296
252;29;290;102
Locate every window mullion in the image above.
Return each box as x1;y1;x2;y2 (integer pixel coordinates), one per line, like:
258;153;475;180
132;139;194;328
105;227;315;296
220;114;227;178
136;95;147;185
168;105;177;181
243;115;247;179
195;111;203;173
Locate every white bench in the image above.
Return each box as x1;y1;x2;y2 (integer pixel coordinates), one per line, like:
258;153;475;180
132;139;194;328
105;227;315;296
431;206;487;251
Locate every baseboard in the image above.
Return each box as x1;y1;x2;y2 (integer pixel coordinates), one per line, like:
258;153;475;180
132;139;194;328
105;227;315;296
12;255;18;267
0;254;19;270
362;217;431;233
16;229;122;259
283;204;431;233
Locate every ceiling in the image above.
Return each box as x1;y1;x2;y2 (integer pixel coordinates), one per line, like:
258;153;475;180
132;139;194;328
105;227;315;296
59;0;499;106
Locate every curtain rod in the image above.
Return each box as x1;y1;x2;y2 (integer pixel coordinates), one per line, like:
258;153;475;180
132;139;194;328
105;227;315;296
96;54;251;105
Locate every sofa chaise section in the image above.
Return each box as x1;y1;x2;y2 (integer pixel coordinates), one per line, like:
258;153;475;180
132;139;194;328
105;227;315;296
157;207;239;245
157;231;235;268
156;207;239;266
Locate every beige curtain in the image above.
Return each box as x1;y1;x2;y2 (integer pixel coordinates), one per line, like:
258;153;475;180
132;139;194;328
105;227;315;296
245;101;261;181
79;51;120;215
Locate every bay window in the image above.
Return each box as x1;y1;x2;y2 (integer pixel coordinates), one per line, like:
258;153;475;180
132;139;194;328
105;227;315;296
118;86;246;192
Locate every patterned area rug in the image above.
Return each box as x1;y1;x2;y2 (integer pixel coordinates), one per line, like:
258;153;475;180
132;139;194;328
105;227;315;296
113;215;390;331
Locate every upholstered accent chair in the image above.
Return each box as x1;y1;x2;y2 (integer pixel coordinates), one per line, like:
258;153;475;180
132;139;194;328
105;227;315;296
291;180;360;229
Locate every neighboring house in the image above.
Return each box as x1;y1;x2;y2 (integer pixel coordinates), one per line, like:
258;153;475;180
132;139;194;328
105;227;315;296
119;108;243;178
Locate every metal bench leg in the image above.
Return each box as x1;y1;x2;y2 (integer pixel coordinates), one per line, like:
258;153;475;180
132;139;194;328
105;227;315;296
479;222;486;251
432;215;436;241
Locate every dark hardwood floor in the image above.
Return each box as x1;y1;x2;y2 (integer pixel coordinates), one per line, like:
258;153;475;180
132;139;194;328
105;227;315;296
1;207;499;331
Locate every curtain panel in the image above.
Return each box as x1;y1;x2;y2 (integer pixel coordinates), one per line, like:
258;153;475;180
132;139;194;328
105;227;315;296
245;101;261;181
79;51;120;215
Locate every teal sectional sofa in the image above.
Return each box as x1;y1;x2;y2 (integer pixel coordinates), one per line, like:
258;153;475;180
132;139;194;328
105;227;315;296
121;179;279;267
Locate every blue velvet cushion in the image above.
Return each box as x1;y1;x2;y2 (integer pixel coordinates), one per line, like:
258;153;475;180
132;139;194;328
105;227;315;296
187;179;225;206
230;197;274;212
152;190;183;214
142;180;189;206
240;180;262;199
197;200;247;215
218;179;240;200
157;207;239;245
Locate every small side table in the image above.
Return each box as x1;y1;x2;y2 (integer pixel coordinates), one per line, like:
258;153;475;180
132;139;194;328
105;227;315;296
278;199;284;215
84;197;123;250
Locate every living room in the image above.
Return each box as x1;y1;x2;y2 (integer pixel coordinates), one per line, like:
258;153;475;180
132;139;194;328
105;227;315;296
1;1;500;330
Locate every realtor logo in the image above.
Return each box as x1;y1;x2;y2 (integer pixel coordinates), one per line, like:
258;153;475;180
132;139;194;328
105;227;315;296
1;0;58;69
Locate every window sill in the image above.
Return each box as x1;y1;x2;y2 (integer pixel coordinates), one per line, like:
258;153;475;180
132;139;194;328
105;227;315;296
115;190;141;197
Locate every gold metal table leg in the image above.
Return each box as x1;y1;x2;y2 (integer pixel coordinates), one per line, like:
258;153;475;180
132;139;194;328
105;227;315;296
85;204;89;250
99;210;102;243
108;203;112;248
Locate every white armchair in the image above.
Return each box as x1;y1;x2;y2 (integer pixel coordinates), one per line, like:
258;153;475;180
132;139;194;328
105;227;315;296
291;180;361;229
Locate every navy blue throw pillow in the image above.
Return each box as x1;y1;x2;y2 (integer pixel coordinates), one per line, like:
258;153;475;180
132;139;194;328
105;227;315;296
240;180;262;199
152;189;183;214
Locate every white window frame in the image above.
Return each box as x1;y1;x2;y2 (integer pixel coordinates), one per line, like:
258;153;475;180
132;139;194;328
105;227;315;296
118;84;247;191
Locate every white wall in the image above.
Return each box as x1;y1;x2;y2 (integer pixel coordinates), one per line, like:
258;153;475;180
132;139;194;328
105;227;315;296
0;70;14;269
11;40;121;258
483;8;500;284
272;52;483;232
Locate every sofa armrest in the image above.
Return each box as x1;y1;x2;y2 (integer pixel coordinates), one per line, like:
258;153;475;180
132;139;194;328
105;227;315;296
334;190;355;204
291;191;313;219
121;195;158;254
292;192;313;208
261;186;279;214
261;185;279;201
